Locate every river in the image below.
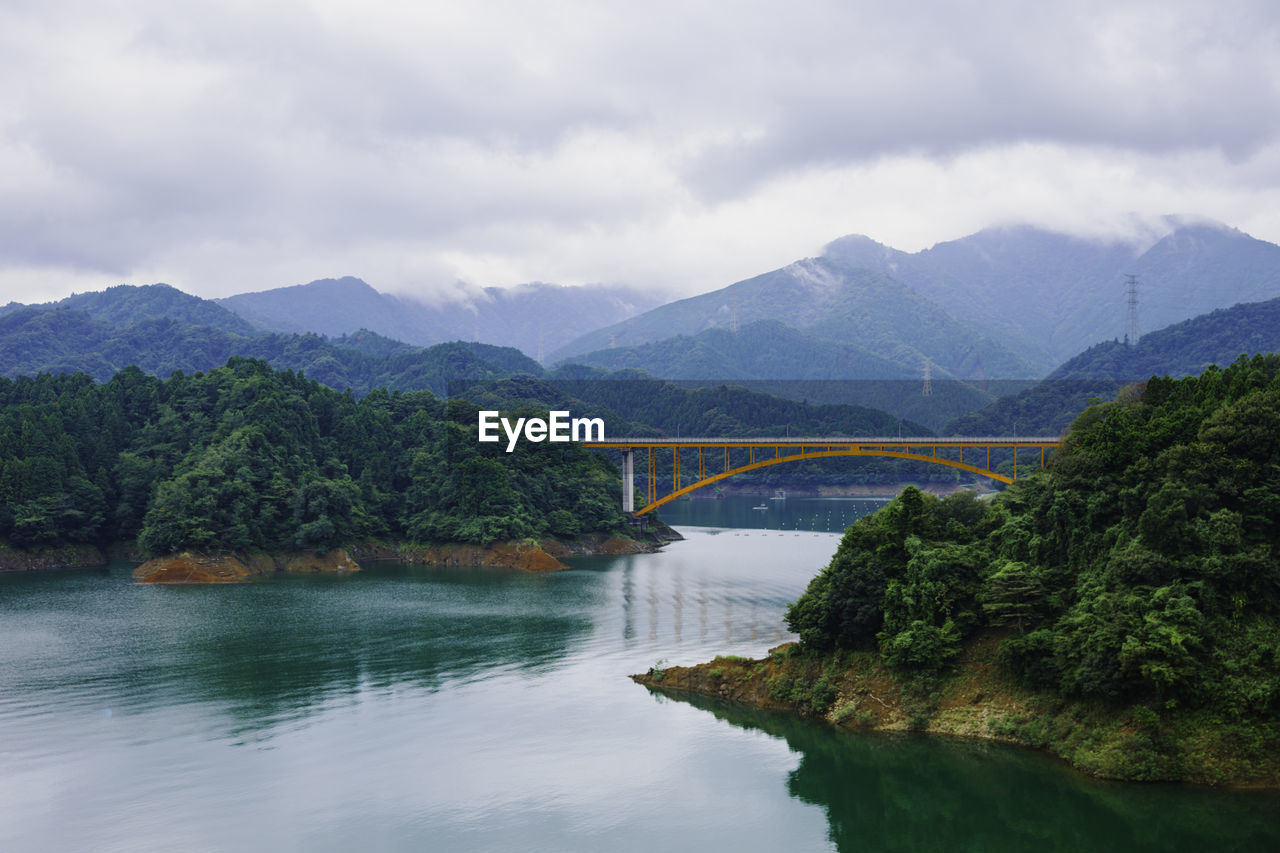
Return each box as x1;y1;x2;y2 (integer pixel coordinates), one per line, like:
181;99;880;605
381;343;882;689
2;495;1278;851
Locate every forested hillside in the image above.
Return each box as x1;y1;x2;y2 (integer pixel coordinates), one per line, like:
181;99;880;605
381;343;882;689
556;321;1009;431
947;295;1280;437
551;259;1035;380
778;355;1280;780
563;320;914;380
0;359;625;555
0;302;542;395
1;283;258;336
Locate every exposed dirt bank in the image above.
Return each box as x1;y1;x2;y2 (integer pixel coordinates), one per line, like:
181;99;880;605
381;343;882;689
634;635;1280;787
354;529;683;572
3;524;682;578
133;549;361;583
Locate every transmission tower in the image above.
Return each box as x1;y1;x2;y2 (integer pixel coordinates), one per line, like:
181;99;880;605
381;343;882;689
1125;274;1139;346
922;357;933;396
730;293;739;333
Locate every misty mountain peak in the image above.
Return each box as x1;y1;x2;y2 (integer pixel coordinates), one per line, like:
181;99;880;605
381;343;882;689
821;234;900;269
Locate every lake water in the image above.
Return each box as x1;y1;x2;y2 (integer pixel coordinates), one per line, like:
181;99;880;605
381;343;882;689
2;495;1278;851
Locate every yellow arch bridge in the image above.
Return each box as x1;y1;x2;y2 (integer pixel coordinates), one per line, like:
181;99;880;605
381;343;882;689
585;437;1062;515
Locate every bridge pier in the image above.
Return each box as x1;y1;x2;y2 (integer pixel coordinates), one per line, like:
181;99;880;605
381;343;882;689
621;448;634;514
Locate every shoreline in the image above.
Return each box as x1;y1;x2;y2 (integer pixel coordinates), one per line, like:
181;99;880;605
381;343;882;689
1;525;684;579
632;636;1280;789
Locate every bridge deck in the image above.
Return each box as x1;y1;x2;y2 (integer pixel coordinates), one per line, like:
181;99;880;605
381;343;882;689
586;436;1061;447
584;436;1063;515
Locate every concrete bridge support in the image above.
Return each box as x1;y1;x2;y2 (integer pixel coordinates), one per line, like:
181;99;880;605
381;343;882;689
621;449;634;514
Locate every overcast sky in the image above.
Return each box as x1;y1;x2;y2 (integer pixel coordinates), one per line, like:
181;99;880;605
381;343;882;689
3;0;1280;305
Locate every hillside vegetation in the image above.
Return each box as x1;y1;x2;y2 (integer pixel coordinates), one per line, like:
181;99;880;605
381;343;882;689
947;295;1280;437
0;296;543;395
552;259;1035;381
648;356;1280;784
0;359;625;556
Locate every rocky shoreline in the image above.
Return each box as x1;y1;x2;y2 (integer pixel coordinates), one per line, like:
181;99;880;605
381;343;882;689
349;530;679;574
633;636;1280;788
132;549;362;583
3;526;683;580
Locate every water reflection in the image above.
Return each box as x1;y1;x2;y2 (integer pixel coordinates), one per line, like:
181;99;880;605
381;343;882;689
0;561;599;740
5;502;1276;852
660;691;1280;852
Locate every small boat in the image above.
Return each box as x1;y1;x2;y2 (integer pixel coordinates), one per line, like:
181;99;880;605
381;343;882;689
752;504;768;510
770;490;787;501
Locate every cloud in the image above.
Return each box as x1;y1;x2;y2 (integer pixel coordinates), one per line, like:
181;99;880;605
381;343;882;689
2;0;1280;303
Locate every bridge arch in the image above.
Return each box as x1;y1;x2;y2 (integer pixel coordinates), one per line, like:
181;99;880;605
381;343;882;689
587;437;1060;516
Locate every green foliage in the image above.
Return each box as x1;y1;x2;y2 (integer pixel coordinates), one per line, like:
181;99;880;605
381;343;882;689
879;619;961;671
766;671;840;715
0;290;541;397
0;359;628;555
649;660;669;683
786;487;990;660
790;355;1280;724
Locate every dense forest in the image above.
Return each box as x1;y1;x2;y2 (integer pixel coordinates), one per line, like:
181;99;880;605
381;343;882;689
780;355;1280;776
0;298;542;396
0;358;626;555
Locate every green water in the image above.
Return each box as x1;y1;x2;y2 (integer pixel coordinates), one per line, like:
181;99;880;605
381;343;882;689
1;495;1277;851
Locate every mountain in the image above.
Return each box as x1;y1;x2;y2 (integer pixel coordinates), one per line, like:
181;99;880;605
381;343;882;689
218;277;661;359
946;294;1280;436
824;217;1280;370
550;258;1037;381
1;283;258;336
0;281;935;450
555;319;1022;431
563;319;914;380
217;277;449;342
0;302;542;396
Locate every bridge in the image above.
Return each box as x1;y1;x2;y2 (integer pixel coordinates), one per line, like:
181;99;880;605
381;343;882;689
585;436;1062;515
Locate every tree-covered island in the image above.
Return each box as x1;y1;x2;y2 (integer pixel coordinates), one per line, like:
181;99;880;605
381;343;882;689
637;354;1280;786
0;357;666;579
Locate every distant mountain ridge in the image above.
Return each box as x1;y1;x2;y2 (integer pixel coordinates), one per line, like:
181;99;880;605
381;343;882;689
0;285;543;396
946;294;1280;436
823;217;1280;369
551;258;1037;381
563;319;915;380
218;277;661;359
2;283;258;336
0;282;955;487
554;216;1280;381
